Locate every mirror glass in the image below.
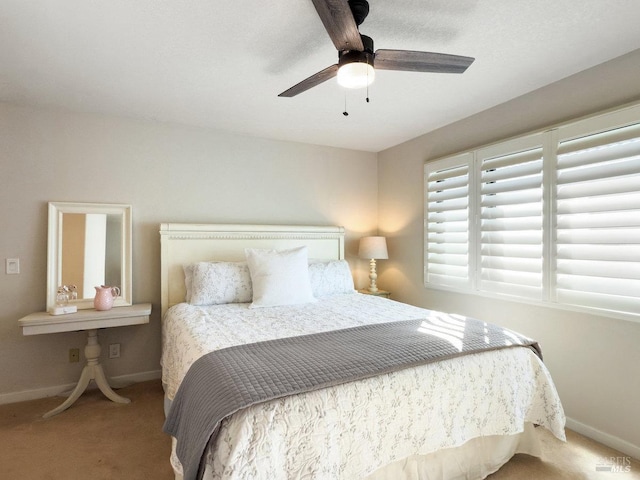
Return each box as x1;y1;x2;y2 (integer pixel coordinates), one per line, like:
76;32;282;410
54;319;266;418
47;202;132;310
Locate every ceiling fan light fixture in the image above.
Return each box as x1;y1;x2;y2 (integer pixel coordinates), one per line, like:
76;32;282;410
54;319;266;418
337;61;375;89
337;39;375;90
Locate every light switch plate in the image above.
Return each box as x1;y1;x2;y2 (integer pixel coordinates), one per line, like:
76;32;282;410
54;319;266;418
6;258;20;274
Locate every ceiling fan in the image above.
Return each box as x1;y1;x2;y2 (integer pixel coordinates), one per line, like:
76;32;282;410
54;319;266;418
278;0;475;98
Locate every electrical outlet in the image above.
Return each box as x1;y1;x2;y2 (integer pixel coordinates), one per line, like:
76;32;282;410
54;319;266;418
109;343;120;359
69;348;79;363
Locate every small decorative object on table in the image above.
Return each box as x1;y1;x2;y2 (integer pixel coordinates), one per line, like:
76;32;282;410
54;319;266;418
94;285;121;311
48;285;78;315
56;286;69;306
68;284;78;301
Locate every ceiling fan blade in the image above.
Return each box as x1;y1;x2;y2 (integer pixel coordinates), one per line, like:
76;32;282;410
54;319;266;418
278;64;339;97
374;49;474;74
311;0;364;52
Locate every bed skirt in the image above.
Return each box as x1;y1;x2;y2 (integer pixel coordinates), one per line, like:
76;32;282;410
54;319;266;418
365;423;541;480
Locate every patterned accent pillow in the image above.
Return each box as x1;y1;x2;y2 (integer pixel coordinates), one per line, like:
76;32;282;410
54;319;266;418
309;260;356;297
184;262;253;305
245;246;316;308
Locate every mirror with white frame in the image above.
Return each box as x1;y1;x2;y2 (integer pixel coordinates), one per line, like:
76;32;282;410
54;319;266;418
47;202;132;310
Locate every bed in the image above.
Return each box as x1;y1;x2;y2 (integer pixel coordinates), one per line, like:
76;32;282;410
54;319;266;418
159;223;565;480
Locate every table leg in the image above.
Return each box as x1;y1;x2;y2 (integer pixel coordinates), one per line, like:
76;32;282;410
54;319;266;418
43;329;130;419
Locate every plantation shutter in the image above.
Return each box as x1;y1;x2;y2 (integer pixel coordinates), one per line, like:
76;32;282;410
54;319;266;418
424;154;472;289
477;137;545;299
555;123;640;315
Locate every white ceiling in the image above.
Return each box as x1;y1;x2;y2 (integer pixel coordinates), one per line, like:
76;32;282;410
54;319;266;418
1;1;639;152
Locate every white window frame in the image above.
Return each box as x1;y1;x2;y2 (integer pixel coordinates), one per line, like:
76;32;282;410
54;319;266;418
424;153;474;291
424;102;640;323
476;133;547;301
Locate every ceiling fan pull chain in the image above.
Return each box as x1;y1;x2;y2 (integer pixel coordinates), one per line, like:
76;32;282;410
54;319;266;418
366;63;370;103
343;91;349;116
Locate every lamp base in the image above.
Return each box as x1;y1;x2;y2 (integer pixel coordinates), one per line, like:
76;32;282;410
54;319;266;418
368;258;378;292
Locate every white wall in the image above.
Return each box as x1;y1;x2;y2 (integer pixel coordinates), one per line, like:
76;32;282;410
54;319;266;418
377;49;640;457
0;103;378;399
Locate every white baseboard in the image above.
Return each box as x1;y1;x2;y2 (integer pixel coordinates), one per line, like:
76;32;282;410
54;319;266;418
0;369;161;406
566;416;640;460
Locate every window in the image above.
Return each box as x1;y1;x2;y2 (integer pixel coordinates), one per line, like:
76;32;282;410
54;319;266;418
424;103;640;322
555;122;640;316
425;154;472;290
477;136;545;301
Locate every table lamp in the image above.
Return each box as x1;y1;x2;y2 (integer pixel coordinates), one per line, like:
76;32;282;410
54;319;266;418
358;236;388;293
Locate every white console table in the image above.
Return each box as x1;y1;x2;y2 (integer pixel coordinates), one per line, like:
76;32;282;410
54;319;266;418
18;303;152;418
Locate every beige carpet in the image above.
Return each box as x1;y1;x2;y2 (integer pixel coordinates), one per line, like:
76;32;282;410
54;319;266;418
0;379;637;479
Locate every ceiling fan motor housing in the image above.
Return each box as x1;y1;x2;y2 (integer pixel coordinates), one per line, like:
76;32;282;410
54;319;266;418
338;34;374;68
348;0;370;26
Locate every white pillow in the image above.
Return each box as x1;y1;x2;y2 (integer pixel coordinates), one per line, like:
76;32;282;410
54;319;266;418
309;260;356;297
184;261;253;305
245;246;316;308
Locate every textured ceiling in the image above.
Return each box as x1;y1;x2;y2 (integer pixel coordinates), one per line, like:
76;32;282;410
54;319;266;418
1;0;640;152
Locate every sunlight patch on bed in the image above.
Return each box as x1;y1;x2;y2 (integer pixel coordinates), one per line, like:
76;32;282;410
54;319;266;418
418;313;466;352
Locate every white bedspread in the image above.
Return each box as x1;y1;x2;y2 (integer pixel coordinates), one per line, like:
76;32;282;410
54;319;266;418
162;294;565;479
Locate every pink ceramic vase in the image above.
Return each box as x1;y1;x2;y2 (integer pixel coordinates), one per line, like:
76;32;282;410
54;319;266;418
94;285;120;311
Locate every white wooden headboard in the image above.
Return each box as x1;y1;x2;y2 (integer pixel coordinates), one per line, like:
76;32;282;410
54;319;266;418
159;223;345;316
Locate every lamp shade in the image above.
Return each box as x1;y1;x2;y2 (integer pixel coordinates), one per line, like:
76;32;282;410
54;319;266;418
337;61;375;89
358;236;388;260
